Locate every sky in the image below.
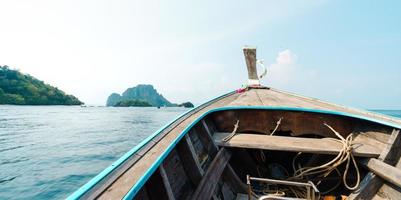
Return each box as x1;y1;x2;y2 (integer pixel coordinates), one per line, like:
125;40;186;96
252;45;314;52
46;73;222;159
0;0;400;109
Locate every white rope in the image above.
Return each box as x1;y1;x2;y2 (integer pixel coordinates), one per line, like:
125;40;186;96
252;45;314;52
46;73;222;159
222;120;239;142
290;123;360;191
270;117;283;135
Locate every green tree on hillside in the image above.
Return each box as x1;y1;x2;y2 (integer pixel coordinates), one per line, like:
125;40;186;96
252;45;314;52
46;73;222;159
0;66;83;105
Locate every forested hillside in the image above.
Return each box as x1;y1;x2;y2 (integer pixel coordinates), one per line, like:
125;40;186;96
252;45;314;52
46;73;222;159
0;66;83;105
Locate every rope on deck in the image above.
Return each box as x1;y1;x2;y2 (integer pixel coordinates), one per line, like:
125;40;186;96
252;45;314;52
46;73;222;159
291;123;361;192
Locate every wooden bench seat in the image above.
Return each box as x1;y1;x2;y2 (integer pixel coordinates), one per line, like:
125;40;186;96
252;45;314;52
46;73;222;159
213;132;381;157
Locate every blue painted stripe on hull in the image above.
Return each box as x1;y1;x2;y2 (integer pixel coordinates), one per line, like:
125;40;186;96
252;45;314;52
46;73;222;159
122;106;401;199
66;91;236;200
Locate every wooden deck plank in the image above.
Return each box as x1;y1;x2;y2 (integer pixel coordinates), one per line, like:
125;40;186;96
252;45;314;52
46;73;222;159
214;132;381;157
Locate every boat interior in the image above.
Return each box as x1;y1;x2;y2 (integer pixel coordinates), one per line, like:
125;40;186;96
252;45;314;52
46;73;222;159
133;108;401;200
70;47;401;200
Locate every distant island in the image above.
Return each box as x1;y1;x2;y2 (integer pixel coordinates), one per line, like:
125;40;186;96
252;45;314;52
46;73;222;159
114;100;152;107
0;66;83;105
107;84;194;108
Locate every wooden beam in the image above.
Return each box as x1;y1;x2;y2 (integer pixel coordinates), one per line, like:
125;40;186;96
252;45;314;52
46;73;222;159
192;148;232;200
201;120;248;193
360;158;401;188
243;46;259;85
378;129;401;164
201;120;216;149
224;165;248;193
349;129;401;200
194;125;217;157
177;135;204;185
158;165;176;200
214;132;381;157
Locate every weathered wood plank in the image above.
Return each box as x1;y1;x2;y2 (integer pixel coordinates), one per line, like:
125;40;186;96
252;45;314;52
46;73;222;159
201;120;248;193
223;165;248;193
201;119;214;140
360;158;401;188
188;129;209;167
214;132;381;157
158;165;175;200
140;167;174;200
192;148;232;200
221;180;236;200
192;126;215;167
201;119;219;153
177;134;204;185
243;46;259;85
349;129;401;200
227;87;401;127
81;153;142;199
378;129;401;164
162;149;193;199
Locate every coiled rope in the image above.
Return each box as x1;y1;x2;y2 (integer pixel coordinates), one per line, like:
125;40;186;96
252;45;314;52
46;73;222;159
247;122;360;199
290;123;360;191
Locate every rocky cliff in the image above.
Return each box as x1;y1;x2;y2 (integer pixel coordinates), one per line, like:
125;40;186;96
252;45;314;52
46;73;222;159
106;84;175;107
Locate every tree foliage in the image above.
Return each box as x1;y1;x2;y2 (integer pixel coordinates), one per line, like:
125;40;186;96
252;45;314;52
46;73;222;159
178;102;194;108
113;100;152;107
0;66;83;105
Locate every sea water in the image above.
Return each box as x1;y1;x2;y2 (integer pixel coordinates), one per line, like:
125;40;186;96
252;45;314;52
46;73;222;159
0;106;187;199
0;106;400;199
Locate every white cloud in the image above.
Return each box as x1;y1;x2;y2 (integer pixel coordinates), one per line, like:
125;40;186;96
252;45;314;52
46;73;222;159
276;49;296;65
267;49;298;85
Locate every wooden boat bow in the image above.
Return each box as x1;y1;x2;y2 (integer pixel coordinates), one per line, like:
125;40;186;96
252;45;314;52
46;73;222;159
67;47;401;200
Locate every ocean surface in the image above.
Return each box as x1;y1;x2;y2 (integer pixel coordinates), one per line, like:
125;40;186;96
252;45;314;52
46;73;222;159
0;106;400;200
0;106;188;200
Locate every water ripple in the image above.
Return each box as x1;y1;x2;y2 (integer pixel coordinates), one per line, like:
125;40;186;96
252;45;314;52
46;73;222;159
0;176;17;184
0;145;25;153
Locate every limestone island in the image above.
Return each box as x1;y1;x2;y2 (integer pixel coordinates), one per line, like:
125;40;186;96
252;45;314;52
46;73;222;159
106;84;194;108
0;66;83;105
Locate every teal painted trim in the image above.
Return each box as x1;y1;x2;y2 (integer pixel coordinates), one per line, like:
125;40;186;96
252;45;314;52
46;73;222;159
123;105;401;200
66;91;236;200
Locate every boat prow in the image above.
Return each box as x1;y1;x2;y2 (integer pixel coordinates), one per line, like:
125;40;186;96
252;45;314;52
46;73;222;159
68;47;401;200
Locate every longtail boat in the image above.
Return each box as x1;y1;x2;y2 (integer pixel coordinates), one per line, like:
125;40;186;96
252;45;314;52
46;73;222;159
68;47;401;200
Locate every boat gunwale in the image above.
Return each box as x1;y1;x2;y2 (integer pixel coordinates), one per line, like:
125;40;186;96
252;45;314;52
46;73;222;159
122;105;401;199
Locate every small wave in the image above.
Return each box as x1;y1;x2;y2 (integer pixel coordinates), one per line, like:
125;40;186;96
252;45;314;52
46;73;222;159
0;145;24;153
124;119;152;124
0;176;17;184
88;154;116;161
0;157;29;165
93;139;125;146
